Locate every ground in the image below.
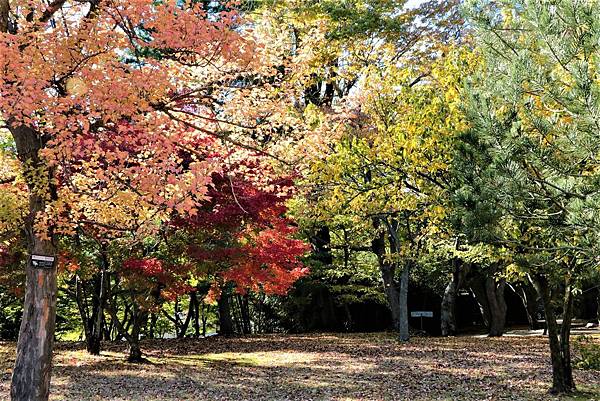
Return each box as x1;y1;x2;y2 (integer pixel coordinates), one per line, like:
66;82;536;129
0;333;599;401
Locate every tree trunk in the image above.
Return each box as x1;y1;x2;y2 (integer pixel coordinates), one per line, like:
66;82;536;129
192;293;200;337
148;313;157;339
10;125;58;401
596;288;600;324
0;0;8;33
510;282;540;330
532;275;575;394
87;258;108;355
238;294;251;335
177;293;194;338
372;224;400;331
126;302;147;363
106;293;146;363
486;276;507;337
441;261;470;336
74;275;92;352
201;304;207;337
218;284;235;336
310;226;333;265
470;277;491;327
469;272;507;336
398;261;410;342
560;282;574;391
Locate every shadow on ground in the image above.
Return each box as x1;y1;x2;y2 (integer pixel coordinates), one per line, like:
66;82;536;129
1;333;599;401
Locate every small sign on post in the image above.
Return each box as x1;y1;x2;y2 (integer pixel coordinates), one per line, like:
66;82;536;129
31;254;56;269
410;311;433;331
410;311;433;318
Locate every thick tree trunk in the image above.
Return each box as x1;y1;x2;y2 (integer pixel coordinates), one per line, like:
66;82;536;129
441;261;470;336
10;125;58;401
532;276;575;394
486;276;507;337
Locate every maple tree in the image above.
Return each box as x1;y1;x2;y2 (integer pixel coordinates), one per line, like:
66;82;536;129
178;158;309;334
0;0;263;398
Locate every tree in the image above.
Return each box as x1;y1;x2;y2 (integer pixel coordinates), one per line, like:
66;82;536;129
0;0;255;398
460;0;600;393
181;159;310;334
300;47;478;340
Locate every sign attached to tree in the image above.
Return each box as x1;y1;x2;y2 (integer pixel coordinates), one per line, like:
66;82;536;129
30;255;56;269
411;311;433;318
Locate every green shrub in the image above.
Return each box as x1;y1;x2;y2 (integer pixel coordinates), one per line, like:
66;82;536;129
573;335;600;370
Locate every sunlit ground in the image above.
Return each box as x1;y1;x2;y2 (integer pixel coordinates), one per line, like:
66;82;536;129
0;333;599;400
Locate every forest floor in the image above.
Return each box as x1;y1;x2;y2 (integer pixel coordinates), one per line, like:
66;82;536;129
0;333;599;401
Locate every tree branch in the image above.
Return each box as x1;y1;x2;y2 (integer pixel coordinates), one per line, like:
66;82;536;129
39;0;68;24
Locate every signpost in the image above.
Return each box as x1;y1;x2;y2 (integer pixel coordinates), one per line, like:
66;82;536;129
410;311;433;318
30;255;56;269
410;311;433;331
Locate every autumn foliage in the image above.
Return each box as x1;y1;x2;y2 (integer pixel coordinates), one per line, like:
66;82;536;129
181;160;310;298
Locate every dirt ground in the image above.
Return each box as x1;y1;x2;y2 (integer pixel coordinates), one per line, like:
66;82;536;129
0;333;599;401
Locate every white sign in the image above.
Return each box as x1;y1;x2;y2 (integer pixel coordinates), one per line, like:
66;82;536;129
31;254;56;269
411;311;433;318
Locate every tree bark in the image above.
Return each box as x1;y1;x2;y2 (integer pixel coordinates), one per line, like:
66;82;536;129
469;271;506;336
201;303;208;337
509;282;540;330
238;294;251;334
532;275;575;394
177;294;195;338
218;284;235;336
372;227;400;331
441;261;471;336
0;0;8;33
310;226;333;265
596;288;600;324
127;302;147;363
470;277;491;327
87;255;108;354
485;276;507;337
10;125;58;401
191;292;200;337
398;261;410;342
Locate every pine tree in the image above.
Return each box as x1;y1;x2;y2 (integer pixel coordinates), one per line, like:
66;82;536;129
461;0;600;393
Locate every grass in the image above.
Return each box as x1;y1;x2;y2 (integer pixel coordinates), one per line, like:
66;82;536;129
0;333;599;400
